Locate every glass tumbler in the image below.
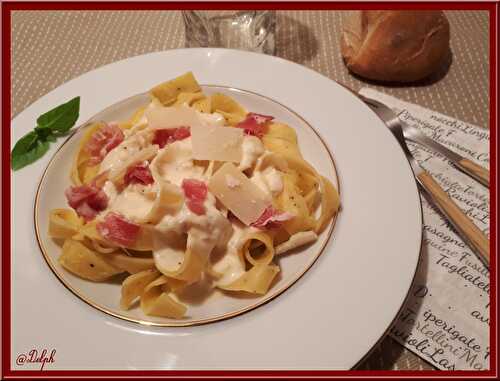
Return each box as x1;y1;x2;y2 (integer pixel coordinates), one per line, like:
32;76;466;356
182;11;276;55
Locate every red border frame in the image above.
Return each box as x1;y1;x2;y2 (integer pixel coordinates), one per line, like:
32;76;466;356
2;1;498;379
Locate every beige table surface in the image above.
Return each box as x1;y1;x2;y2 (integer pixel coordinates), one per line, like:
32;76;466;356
11;10;490;371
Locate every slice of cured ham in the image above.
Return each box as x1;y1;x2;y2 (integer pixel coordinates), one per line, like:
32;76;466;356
97;212;140;247
181;179;207;215
124;162;154;186
251;206;294;229
235;112;274;138
152;126;191;148
85;123;124;165
65;185;108;221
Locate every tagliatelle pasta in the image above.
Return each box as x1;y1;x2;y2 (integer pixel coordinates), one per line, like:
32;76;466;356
120;269;160;309
49;72;340;319
242;231;275;266
153;231;210;283
210;93;248;125
140;275;187;318
150;72;202;106
135;180;184;225
49;209;84;239
219;263;281;295
102;251;155;274
59;239;123;281
70;122;104;185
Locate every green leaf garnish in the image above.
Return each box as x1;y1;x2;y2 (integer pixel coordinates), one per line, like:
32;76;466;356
11;97;80;171
11;138;50;171
36;96;80;133
11;131;38;159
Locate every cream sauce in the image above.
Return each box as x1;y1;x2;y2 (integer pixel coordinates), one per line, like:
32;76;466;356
250;167;283;197
153;231;187;272
103;182;157;222
211;222;258;286
150;137;206;187
263;167;283;195
238;136;264;171
99;128;154;174
102;181;118;204
153;193;232;277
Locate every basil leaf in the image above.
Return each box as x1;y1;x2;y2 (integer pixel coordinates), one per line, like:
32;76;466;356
51;130;72;138
34;125;53;140
11;139;50;171
11;96;81;171
45;134;57;143
36;96;80;133
11;131;38;161
34;125;69;139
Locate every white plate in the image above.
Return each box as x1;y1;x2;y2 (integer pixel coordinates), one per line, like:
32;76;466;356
11;48;422;370
34;85;340;327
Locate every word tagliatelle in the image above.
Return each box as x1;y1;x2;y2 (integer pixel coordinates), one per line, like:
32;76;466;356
48;72;340;319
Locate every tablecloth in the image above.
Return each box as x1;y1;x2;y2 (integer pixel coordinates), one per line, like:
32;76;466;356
10;9;490;371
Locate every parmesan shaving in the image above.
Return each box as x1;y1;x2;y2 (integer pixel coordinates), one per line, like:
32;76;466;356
225;174;241;189
208;163;271;225
146;105;205;129
191;124;243;162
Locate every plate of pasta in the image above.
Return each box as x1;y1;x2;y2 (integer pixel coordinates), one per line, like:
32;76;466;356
35;72;341;325
13;48;422;369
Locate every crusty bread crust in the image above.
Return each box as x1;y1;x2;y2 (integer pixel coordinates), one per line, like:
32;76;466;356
341;11;450;82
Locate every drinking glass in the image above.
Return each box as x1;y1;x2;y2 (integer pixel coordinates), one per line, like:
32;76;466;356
182;11;276;54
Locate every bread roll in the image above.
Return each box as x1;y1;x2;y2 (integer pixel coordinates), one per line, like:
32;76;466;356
341;11;450;82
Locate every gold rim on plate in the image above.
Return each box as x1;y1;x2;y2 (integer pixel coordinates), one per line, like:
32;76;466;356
34;85;342;327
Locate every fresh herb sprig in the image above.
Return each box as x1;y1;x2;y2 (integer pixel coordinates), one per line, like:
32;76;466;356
11;97;80;170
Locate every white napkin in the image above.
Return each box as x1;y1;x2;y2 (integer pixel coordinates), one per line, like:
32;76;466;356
359;88;490;371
